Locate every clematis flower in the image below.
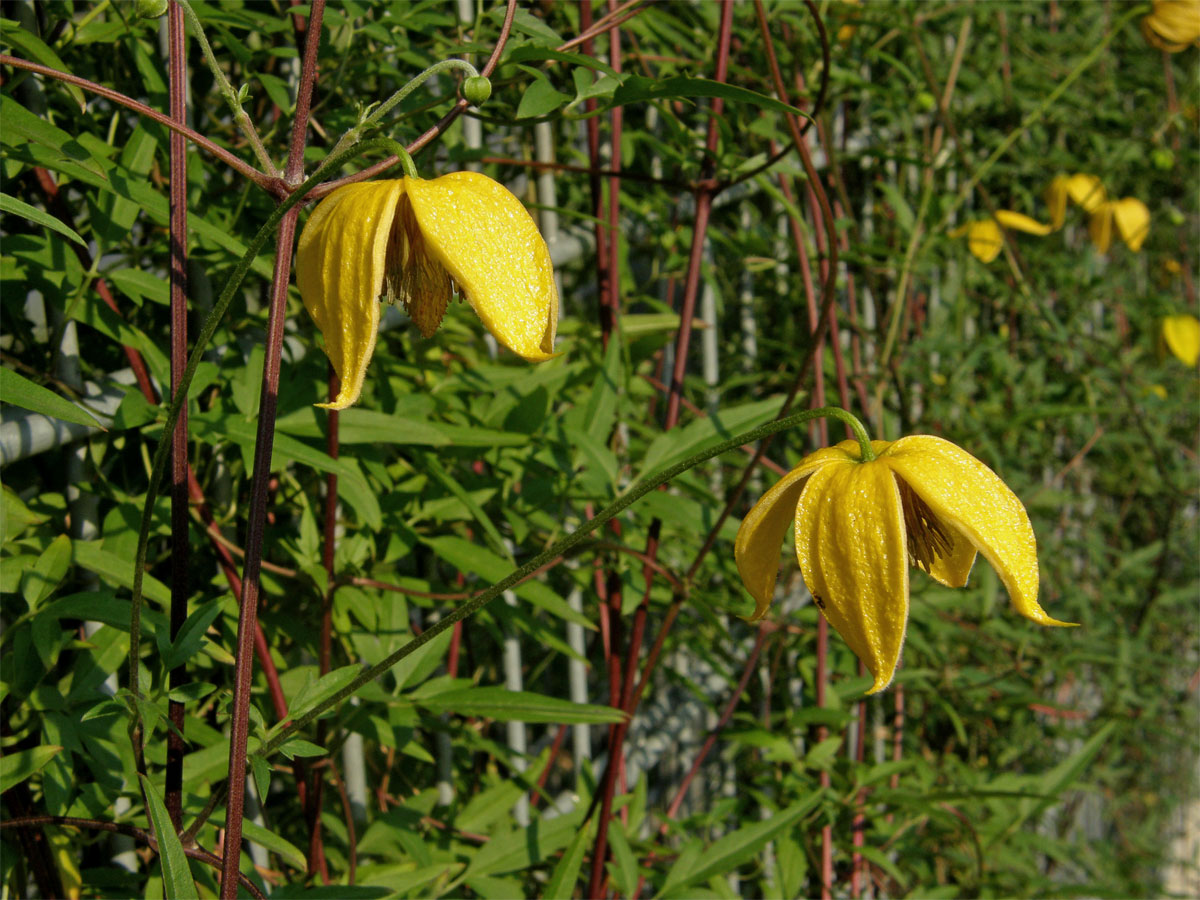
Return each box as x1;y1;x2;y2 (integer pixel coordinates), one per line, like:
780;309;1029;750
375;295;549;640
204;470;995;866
950;211;1052;264
1088;197;1150;254
295;172;558;409
1163;314;1200;366
1045;173;1107;229
735;435;1075;693
1142;0;1200;52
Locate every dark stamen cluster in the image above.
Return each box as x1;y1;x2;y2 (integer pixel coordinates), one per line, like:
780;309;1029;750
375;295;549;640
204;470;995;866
382;194;451;336
898;477;952;572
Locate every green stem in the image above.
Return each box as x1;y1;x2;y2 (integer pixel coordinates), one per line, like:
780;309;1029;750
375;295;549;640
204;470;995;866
126;137;412;718
176;0;280;178
258;404;871;759
327;58;481;163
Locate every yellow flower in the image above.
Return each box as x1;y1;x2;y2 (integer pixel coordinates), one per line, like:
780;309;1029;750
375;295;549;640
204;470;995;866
1045;173;1107;229
734;436;1075;693
1088;197;1151;254
295;172;559;409
950;211;1052;264
1163;314;1200;366
1142;0;1200;52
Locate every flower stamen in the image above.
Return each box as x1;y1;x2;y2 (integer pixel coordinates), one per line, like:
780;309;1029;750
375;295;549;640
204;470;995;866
383;193;452;337
897;478;952;572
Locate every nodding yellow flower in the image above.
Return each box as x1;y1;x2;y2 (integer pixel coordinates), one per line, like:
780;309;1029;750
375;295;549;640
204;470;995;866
1142;0;1200;52
1088;197;1151;254
295;172;559;409
950;211;1052;264
734;435;1075;693
1045;173;1107;229
1163;314;1200;366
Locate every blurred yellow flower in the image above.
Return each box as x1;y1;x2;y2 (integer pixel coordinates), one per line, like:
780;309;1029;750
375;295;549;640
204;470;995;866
1088;197;1151;254
296;172;558;409
1142;0;1200;52
734;435;1074;693
950;211;1053;264
1163;314;1200;366
837;0;860;42
1045;173;1107;229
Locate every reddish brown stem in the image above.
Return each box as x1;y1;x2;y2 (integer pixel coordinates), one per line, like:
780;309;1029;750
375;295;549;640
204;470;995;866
165;0;190;832
587;6;736;895
0;54;275;191
219;3;326;894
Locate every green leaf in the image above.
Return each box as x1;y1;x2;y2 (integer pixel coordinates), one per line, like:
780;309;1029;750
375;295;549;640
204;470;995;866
517;78;571;119
0;20;86;109
463;809;583;878
639;395;786;481
421;535;594;630
277;738;327;760
249;756;272;805
0;192;85;245
0;745;61;792
506;9;564;44
657;795;821;897
275;406;449;446
161;599;225;670
417;451;511;562
285;664;362;723
189;411;382;529
418;686;625;724
71;541;170;605
0;94;107;178
0;367;104;429
986;720;1118;846
585;336;623;444
20;533;72;609
544;819;592;900
607;76;807;118
240;818;306;872
139;774;199;900
607;820;638;897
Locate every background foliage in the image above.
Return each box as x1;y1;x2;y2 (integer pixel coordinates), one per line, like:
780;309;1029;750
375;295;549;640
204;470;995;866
1;1;1197;898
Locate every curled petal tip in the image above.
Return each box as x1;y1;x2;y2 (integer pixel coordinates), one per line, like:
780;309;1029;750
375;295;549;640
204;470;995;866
863;669;896;695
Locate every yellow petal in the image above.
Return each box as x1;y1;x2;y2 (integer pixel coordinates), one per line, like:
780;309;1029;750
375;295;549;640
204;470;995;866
1088;202;1114;254
795;456;910;694
1112;197;1150;252
994;209;1053;236
880;435;1075;627
1045;175;1070;230
296;181;404;409
1066;174;1107;213
734;444;853;621
405;172;559;361
1143;0;1200;51
966;220;1004;264
734;466;811;622
1163;314;1200;366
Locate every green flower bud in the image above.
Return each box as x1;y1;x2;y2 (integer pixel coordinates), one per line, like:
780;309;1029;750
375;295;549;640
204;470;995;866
462;76;492;107
1152;148;1175;171
134;0;169;18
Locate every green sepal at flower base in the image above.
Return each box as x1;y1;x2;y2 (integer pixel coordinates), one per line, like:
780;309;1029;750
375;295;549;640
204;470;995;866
734;434;1076;694
950;210;1052;264
295;172;559;409
1163;314;1200;367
